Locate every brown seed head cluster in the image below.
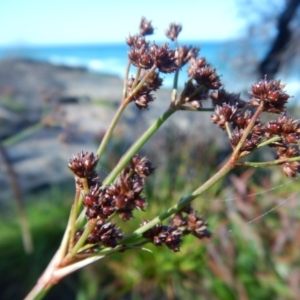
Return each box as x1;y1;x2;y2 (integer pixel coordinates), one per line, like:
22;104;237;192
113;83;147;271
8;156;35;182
176;57;222;109
128;39;178;73
142;222;182;252
87;220;124;248
68;152;99;178
178;57;222;109
127;70;163;109
82;154;154;222
139;16;154;36
265;114;300;144
165;22;182;41
211;78;300;177
126;31;181;109
143;207;211;252
68;152;100;187
188;57;222;90
211;89;246;109
69;153;155;248
265;114;300;177
175;46;199;68
126;17;222;110
211;103;238;130
249;78;290;113
180;80;209;108
211;99;264;152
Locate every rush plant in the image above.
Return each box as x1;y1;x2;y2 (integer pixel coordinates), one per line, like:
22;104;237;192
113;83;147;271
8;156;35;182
25;17;300;299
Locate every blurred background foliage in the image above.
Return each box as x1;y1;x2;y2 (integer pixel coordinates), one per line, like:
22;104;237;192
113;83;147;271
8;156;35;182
1;127;300;299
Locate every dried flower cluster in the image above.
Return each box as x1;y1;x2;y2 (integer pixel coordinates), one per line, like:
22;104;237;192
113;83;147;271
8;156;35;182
69;153;154;248
211;78;300;177
266;114;300;177
86;221;123;248
179;56;222;109
68;151;211;252
249;78;290;113
165;22;182;41
188;57;221;90
126;18;218;109
127;37;178;73
143;206;211;252
139;16;154;36
127;70;162;109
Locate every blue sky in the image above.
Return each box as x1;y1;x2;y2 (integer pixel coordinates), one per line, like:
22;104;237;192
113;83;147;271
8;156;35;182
0;0;248;45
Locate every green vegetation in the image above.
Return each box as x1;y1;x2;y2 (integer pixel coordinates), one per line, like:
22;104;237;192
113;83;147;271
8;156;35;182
1;137;299;299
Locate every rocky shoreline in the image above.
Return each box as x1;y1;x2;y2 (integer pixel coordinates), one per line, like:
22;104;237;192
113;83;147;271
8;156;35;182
0;58;223;201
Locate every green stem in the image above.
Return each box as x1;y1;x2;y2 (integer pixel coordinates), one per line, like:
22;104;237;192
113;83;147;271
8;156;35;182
232;103;264;159
68;204;76;252
132;67;141;89
120;158;234;244
0;143;33;254
25;210;73;300
75;208;86;228
96;103;127;159
53;245;125;280
225;122;232;138
69;219;97;257
185;84;205;102
97;65;157;161
76;192;84;215
235;155;300;168
81;178;89;194
257;136;281;148
124;65;157;105
103;108;176;185
171;69;180;105
122;60;131;101
2;122;44;147
68;184;81;252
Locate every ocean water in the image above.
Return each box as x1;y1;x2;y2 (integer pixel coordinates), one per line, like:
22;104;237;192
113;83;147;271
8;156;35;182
0;41;299;97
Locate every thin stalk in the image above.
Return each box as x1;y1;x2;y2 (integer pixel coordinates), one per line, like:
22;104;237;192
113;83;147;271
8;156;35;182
235;155;300;168
0;144;33;254
96;103;128;159
232;103;264;159
68;205;76;252
257;136;281;148
132;67;141;89
122;60;131;101
103;108;176;185
185;84;205;102
26;244;125;300
76;192;84;215
225;122;232;138
54;245;124;279
171;69;180;105
2;122;44;147
81;178;89;194
25;211;73;300
68;219;97;258
97;65;157;160
124;65;157;105
76;207;86;227
68;183;81;251
120;158;234;244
